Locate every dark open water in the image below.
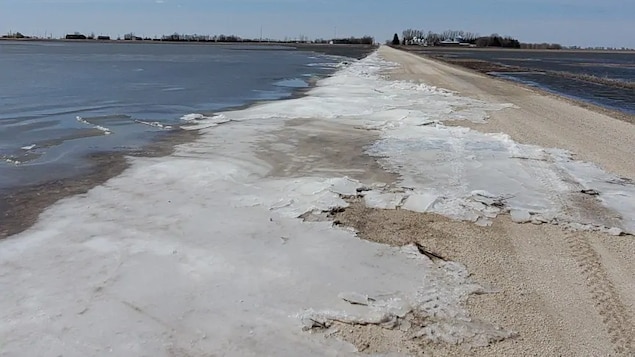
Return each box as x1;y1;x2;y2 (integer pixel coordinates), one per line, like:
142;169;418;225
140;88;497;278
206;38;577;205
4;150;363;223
0;42;362;191
416;48;635;115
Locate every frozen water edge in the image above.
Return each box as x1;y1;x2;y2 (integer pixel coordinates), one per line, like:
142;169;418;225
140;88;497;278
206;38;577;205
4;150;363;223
0;143;509;354
1;49;634;356
206;50;634;234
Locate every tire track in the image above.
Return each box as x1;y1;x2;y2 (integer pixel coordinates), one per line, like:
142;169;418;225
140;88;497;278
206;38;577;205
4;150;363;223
512;144;634;354
564;231;635;355
511;143;570;217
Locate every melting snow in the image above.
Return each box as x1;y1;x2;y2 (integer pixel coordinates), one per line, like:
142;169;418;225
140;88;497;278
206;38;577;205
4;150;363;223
2;48;634;357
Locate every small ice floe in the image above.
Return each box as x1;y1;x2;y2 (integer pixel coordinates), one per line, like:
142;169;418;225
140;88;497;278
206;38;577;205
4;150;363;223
180;113;207;122
263;177;363;218
21;144;36;150
134;120;173;130
307;62;341;68
328;177;361;196
3;157;21;165
363;191;405;210
76;116;112;135
608;227;624;236
401;192;440;213
180;113;232;130
510;209;532;223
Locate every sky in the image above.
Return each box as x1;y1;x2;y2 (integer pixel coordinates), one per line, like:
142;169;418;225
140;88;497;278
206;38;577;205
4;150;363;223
1;0;634;48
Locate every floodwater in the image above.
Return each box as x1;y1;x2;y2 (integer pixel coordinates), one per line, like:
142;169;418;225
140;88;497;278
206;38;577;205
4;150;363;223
0;41;359;191
414;48;635;115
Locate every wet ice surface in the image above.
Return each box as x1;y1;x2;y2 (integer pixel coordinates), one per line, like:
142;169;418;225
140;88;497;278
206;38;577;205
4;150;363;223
0;42;342;191
212;51;634;233
0;143;507;356
2;49;634;357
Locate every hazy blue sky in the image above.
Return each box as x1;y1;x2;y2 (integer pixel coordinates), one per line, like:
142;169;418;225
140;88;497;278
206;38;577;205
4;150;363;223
1;0;633;48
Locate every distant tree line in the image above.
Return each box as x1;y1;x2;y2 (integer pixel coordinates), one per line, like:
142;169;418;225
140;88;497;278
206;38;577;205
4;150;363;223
2;32;29;39
66;33;88;40
158;33;244;42
18;31;374;45
394;29;522;48
330;36;374;45
519;42;563;50
400;29;479;45
474;34;520;48
3;30;631;50
393;29;571;50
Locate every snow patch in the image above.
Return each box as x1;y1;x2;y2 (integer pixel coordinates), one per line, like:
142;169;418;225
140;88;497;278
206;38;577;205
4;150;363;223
134;119;173;129
363;191;405;210
180;113;231;130
401;192;440;213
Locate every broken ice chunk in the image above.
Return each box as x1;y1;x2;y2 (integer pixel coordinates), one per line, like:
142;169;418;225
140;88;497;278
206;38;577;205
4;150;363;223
402;193;440;213
510;210;532;223
607;227;623;236
329;177;362;196
363;191;405;210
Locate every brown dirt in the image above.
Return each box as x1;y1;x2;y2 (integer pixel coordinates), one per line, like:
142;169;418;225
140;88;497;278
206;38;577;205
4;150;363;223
330;198;635;356
256;118;397;185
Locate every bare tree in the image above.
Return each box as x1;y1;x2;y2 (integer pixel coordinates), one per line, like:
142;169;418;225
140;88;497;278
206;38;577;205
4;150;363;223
402;29;424;44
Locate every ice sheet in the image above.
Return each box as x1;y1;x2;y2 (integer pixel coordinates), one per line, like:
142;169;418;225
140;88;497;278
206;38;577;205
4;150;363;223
0;131;506;355
216;51;634;234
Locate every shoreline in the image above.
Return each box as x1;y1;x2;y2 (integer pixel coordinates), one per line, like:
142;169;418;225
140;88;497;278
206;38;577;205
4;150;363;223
0;45;375;240
0;39;377;60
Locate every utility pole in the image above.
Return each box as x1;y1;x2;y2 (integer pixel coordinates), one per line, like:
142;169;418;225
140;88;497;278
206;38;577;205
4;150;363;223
260;25;263;42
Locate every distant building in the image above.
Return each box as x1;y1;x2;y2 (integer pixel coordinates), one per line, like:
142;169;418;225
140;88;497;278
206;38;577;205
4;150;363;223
407;37;427;46
65;33;87;40
2;32;28;39
124;33;143;41
97;36;111;40
439;38;462;46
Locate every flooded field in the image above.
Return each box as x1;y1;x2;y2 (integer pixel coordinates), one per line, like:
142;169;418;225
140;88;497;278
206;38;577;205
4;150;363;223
407;48;635;115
